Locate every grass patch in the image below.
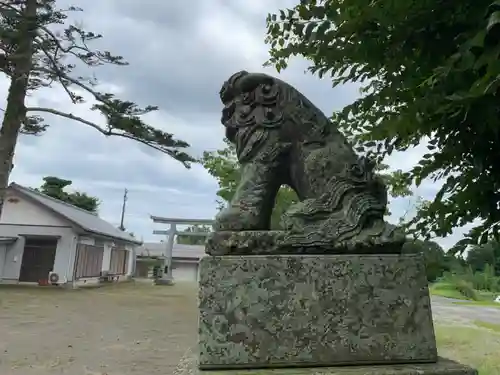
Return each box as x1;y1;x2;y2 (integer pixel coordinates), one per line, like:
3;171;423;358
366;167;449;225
430;281;497;301
454;300;500;308
430;283;469;299
474;290;499;300
436;323;500;375
474;320;500;333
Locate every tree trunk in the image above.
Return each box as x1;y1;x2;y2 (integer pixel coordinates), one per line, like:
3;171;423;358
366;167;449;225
0;0;37;219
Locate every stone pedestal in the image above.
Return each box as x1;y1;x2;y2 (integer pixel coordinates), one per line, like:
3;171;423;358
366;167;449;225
179;355;476;375
198;254;437;370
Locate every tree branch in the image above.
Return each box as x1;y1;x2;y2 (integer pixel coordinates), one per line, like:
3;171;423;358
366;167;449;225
32;66;107;101
35;25;95;60
25;106;190;167
36;42;77;103
34;22;126;67
0;1;22;15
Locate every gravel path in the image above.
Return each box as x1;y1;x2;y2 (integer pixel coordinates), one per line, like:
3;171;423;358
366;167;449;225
431;295;500;325
0;282;198;375
0;283;497;375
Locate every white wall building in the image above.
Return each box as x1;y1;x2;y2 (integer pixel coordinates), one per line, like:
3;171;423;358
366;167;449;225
0;183;141;287
136;242;204;282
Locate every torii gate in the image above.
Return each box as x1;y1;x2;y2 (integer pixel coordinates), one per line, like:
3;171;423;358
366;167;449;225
150;216;213;285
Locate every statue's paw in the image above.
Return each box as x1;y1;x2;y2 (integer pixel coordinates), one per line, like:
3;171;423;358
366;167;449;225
213;207;260;231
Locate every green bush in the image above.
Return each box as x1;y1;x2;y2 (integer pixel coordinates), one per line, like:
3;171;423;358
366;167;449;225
432;278;478;300
460;265;500;293
453;280;478;300
436;268;500;300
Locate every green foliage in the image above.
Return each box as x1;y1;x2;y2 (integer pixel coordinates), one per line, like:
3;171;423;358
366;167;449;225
454;279;480;301
464;264;500;291
37;176;99;213
269;186;299;229
431;281;478;300
466;241;500;275
375;163;412;199
177;224;211;246
374;162;413;216
435;265;500;301
402;239;455;282
397;196;433;226
266;0;500;253
200;140;299;229
0;0;194;161
201;139;240;208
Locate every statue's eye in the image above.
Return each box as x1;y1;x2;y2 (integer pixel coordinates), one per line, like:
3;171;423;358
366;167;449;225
262;84;272;93
242;93;253;103
241;105;251;116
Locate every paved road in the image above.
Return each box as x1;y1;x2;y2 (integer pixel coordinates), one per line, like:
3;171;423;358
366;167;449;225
431;295;500;325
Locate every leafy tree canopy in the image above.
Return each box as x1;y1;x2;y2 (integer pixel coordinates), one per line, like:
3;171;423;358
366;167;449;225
265;0;500;253
402;239;464;281
177;224;211;246
37;176;99;212
466;240;500;275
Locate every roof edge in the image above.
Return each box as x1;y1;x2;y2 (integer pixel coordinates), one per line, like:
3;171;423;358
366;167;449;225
82;230;143;246
8;183;141;246
10;182;99;216
9;183;85;231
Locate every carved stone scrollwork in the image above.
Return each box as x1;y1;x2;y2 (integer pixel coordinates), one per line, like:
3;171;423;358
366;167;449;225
208;70;406;255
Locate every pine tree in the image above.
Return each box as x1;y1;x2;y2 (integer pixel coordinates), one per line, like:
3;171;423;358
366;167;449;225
0;0;195;218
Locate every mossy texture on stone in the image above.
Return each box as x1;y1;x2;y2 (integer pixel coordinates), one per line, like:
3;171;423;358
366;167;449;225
198;254;437;370
205;231;405;256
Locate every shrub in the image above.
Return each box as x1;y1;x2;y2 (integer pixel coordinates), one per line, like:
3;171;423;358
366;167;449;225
436;273;479;300
453;280;478;300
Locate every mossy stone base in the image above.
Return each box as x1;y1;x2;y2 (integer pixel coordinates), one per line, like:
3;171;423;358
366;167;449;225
198;254;437;370
176;350;476;375
206;358;475;375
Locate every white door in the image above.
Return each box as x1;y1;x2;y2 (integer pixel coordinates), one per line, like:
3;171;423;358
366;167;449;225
172;263;198;282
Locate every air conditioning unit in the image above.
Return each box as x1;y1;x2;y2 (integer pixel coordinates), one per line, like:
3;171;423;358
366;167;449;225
48;271;60;286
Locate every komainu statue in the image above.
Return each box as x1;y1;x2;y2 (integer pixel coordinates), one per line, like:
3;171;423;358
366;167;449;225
207;70;406;255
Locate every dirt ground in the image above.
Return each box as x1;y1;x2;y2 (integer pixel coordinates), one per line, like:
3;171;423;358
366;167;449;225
0;281;198;375
1;282;498;375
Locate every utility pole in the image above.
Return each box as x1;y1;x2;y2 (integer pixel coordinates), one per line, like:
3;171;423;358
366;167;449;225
118;188;128;231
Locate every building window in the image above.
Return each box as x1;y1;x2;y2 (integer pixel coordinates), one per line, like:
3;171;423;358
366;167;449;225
74;244;104;279
109;248;129;275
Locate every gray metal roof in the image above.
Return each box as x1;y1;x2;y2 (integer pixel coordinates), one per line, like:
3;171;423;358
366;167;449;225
139;242;205;259
10;183;141;245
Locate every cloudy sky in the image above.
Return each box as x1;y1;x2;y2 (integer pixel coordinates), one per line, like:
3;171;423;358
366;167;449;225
2;0;468;249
